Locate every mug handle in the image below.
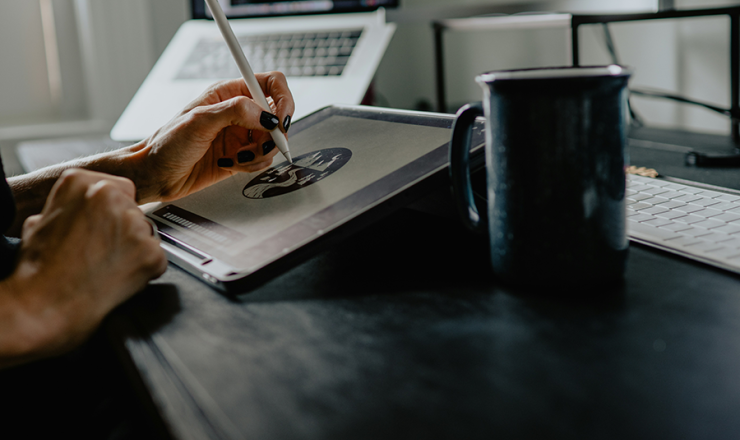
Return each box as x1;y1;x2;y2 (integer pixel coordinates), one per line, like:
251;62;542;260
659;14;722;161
449;102;486;234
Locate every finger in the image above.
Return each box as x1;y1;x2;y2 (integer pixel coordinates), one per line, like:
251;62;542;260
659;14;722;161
223;156;275;174
145;218;158;238
124;209;159;242
185;78;252;110
190;75;293;122
219;133;281;171
47;169;137;212
192;95;283;140
123;208;151;238
256;71;295;133
195;75;294;133
217;147;276;172
85;179;138;210
121;210;168;283
21;214;42;237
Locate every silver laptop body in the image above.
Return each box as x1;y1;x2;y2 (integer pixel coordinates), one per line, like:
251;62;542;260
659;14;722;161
111;1;396;141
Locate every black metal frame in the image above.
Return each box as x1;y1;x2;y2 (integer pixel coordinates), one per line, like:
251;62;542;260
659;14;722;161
433;6;740;166
571;6;740;166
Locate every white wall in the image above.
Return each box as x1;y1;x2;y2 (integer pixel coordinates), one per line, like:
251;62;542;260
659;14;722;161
0;2;55;126
374;0;737;136
74;0;189;129
0;0;189;140
0;0;735;139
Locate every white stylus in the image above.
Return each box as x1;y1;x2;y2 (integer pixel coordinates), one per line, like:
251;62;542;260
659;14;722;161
204;0;292;164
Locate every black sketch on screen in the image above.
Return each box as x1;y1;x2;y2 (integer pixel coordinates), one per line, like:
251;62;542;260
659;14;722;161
243;148;352;199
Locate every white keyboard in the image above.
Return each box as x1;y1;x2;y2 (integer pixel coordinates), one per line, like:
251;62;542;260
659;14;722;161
177;29;362;79
627;173;740;273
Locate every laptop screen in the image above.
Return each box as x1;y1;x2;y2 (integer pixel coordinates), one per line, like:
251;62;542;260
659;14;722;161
191;0;398;19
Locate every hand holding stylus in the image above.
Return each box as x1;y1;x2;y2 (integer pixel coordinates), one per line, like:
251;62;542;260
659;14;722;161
204;0;293;164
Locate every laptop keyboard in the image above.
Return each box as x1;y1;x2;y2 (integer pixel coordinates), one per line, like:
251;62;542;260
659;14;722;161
627;173;740;274
177;29;363;79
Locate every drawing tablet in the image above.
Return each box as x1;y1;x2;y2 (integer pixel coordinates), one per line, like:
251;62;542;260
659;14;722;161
144;105;484;292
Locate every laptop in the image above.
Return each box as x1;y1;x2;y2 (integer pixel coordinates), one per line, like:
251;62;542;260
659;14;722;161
110;0;397;142
143;105;486;293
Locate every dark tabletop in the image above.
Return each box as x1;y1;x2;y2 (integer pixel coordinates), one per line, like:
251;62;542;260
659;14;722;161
110;127;740;440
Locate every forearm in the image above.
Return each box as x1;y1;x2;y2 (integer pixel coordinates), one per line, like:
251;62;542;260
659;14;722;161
6;141;153;236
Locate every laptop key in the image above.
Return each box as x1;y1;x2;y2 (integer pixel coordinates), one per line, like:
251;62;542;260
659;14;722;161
628;221;682;241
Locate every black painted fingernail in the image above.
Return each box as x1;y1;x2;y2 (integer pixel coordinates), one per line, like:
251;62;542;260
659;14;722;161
262;140;276;155
237;150;255;163
283;115;292;133
260;111;279;130
217;158;234;168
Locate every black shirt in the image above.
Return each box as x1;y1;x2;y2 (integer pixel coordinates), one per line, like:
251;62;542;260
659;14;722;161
0;155;19;280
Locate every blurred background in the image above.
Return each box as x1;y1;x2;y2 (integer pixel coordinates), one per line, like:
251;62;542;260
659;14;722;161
0;0;736;146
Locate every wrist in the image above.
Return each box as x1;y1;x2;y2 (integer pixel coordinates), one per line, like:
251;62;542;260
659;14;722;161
0;271;61;369
109;140;160;204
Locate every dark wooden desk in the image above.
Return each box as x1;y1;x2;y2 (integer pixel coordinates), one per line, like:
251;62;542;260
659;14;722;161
109;128;740;440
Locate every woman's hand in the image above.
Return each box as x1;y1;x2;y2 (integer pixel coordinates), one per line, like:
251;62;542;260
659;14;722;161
131;73;295;203
0;169;167;368
7;73;295;231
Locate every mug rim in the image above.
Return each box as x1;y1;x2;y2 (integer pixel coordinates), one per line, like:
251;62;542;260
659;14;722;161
476;65;632;83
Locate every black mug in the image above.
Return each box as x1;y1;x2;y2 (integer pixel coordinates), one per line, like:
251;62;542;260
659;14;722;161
449;66;632;287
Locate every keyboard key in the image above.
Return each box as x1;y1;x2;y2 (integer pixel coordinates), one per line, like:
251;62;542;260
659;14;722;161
658;190;684;199
691;208;724;218
704;247;740;259
716;194;740;202
658;200;687;209
628;201;653;210
641;186;671;195
695;231;734;242
683;241;725;253
642;206;669;215
662;235;703;247
641;196;670;205
673;214;706;224
654;210;687;220
643;218;674;227
710;201;740;211
673;194;704;203
715;237;740;248
628;221;682;240
659;222;693;232
628;193;656;202
692;219;725;230
673;204;706;214
696;189;727;199
627;183;651;192
663;183;688;191
679;228;714;238
627;213;656;222
628;175;653;184
690;198;722;207
712;224;740;235
677;186;705;195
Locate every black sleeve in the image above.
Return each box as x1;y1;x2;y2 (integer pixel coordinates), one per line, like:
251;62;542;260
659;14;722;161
0;156;19;280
